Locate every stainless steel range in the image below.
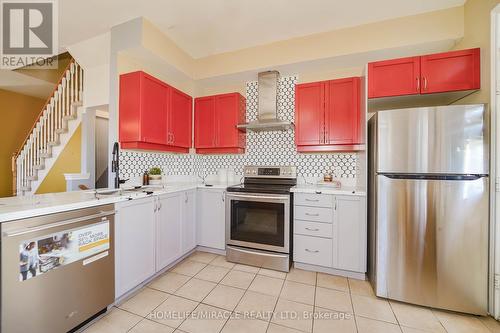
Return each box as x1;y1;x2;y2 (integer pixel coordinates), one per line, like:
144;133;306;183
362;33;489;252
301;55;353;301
226;166;297;272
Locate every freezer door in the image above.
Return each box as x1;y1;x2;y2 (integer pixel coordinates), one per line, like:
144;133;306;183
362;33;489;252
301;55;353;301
376;175;488;314
377;104;488;174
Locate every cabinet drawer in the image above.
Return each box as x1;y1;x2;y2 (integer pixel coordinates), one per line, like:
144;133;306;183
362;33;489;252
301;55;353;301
295;206;333;223
294;220;332;238
295;193;333;207
294;234;332;267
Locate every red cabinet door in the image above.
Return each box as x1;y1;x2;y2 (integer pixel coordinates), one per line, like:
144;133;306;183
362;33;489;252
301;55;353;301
215;93;239;148
194;96;216;148
368;56;420;98
170;87;192;148
119;72;141;142
326;77;361;145
295;82;325;146
420;48;480;94
141;75;168;145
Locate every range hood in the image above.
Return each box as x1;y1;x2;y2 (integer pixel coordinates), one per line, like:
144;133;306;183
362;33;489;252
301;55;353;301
237;71;294;132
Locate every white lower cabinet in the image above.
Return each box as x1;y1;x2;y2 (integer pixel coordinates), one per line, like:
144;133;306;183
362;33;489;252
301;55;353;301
293;193;366;274
336;195;367;272
115;197;156;298
115;189;197;299
156;193;182;271
196;188;226;250
294;234;333;267
181;190;197;254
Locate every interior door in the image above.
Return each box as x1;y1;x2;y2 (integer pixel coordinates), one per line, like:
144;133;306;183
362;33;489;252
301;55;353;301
170;88;192;148
141;75;168;145
421;48;480;94
194;96;216;148
368;56;421;98
295;82;325;146
377;175;488;314
326;77;361;145
215;93;238;147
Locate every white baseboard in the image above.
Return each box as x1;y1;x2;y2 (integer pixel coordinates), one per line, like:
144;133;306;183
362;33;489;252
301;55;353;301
294;262;366;280
195;246;226;256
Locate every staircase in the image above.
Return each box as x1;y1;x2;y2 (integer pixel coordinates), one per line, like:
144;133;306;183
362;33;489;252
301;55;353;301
12;59;84;196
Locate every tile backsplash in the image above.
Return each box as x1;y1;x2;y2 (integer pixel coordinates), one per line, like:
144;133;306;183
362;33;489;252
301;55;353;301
120;75;358;180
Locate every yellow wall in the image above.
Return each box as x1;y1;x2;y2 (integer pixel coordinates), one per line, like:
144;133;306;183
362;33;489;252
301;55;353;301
36;125;82;194
453;0;499;105
0;90;44;197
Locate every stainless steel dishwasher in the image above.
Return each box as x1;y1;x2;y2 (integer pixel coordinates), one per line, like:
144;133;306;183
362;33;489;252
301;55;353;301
1;204;115;333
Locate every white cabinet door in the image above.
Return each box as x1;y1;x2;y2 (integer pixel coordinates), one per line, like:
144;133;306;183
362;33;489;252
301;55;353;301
335;195;367;273
181;190;197;254
197;188;225;250
156;193;182;271
115;196;156;298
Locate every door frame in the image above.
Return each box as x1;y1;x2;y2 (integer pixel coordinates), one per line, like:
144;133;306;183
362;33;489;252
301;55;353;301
491;3;500;319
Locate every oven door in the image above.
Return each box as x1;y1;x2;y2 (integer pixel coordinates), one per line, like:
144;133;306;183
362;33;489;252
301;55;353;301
226;192;290;253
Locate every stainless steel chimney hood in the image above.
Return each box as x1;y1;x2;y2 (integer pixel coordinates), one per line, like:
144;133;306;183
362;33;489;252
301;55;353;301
237;71;294;132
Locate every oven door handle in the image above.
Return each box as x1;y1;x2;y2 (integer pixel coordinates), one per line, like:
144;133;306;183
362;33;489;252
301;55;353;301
226;194;289;201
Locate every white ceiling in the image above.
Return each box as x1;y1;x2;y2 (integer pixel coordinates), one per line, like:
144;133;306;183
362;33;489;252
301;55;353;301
60;0;465;59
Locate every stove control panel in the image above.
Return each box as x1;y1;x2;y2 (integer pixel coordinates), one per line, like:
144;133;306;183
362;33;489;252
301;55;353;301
244;166;297;179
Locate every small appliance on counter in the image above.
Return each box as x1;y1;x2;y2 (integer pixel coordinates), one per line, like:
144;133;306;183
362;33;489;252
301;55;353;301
225;166;297;272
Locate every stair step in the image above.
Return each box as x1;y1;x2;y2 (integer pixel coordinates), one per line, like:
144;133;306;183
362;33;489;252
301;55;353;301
63;113;77;120
39;152;52;158
27;175;38;181
55;128;68;134
33;164;45;170
48;140;60;146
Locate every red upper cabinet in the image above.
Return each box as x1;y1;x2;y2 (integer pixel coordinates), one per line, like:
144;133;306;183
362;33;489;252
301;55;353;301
194;96;216;149
368;56;420;98
194;92;246;154
119;71;192;153
170;88;192;148
420;48;480;94
295;82;325;146
368;48;480;98
326;77;361;145
295;77;363;152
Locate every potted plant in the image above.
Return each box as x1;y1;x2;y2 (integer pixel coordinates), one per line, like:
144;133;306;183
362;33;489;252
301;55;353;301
148;167;162;185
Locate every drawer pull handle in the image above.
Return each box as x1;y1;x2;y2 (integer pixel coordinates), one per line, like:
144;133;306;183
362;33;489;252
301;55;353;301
305;213;319;216
305;199;319;202
305;249;319;253
305;227;319;231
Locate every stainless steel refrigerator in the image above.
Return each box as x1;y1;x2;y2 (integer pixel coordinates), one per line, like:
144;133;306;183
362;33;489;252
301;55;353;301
368;104;489;315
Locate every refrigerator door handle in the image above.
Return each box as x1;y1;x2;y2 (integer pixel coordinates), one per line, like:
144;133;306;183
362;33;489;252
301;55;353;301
379;173;487;181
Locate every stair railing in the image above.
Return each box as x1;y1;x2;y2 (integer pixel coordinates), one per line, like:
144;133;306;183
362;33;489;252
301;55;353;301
11;59;83;196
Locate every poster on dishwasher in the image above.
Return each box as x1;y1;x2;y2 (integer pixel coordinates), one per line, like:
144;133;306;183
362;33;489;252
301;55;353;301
19;221;109;281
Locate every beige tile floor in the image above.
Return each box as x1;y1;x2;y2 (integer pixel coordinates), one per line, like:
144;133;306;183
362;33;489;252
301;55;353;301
83;251;500;333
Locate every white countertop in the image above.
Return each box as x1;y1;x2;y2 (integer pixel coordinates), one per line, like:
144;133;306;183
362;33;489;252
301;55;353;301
0;182;236;223
291;184;366;196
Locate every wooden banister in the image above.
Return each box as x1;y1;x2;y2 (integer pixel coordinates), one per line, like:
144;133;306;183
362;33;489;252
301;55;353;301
11;153;17;196
13;58;75;160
